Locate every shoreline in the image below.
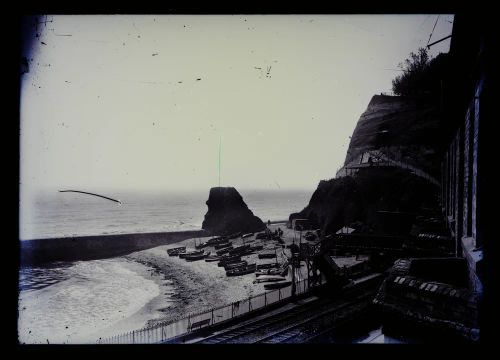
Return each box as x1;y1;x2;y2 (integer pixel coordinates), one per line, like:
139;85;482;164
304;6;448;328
121;223;298;333
84;259;176;343
20;222;294;343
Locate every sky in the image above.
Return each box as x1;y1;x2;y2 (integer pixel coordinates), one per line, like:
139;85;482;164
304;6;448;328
20;15;454;199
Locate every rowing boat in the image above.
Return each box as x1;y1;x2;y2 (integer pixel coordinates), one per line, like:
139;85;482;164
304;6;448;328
185;251;210;261
256;263;280;270
205;255;221;262
226;263;256;277
253;276;287;284
217;255;242;267
179;250;204;259
258;252;276;259
214;242;232;250
264;281;292;290
256;266;289;277
216;246;233;256
229;244;251;256
167;247;186;256
223;261;248;270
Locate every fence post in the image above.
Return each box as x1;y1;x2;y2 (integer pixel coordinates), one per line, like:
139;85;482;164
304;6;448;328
231;303;234;318
264;292;267;306
211;309;214;324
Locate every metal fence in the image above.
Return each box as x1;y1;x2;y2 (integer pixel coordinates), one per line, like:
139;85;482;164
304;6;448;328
98;278;310;344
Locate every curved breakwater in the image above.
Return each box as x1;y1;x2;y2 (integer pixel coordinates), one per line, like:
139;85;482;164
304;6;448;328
20;230;209;265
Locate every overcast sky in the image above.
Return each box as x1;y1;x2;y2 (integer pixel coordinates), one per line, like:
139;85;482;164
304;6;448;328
20;15;453;199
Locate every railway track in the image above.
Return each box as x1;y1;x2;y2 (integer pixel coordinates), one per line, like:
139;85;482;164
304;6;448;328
197;297;334;344
255;296;373;343
197;276;381;344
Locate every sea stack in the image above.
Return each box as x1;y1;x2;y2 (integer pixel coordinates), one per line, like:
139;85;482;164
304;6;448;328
202;187;266;235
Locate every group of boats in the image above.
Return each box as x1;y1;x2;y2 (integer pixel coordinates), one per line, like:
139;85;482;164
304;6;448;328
166;233;294;289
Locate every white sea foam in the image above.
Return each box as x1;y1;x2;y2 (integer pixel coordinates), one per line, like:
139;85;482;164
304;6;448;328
18;258;160;344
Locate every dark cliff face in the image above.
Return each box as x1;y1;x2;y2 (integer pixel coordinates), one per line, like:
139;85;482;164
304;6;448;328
290;94;443;238
202;187;266;235
290;177;363;236
290;168;439;237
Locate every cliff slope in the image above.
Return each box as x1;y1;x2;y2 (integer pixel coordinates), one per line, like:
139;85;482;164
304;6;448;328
291;95;444;237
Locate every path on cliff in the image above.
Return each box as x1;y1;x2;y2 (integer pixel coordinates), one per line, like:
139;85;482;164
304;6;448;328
336;150;440;186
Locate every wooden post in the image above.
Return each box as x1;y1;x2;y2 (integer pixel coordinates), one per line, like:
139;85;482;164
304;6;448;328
211;309;214;324
132;330;135;344
264;291;267;306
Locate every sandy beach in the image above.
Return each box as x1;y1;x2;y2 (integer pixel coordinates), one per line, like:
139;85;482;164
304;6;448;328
44;222;314;343
113;223;308;333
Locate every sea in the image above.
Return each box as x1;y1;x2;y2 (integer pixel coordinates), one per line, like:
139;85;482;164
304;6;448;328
18;189;312;344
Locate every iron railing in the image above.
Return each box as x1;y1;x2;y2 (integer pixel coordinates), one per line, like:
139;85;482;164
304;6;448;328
98;277;310;344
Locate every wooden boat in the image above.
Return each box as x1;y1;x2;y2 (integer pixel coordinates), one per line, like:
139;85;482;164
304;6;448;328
226;232;243;240
229;245;251;256
256;263;280;270
179;250;203;259
258;252;276;259
223;261;248;270
195;242;209;250
253;276;287;284
167;247;186;256
264;281;292;290
205;255;221;262
214;242;232;250
242;233;254;239
207;236;229;245
226;263;256;277
217;256;242;267
185;251;210;261
256;265;289;277
207;236;223;243
216;246;233;256
238;247;255;256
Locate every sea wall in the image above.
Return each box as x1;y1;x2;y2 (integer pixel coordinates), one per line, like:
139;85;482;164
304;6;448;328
20;230;209;265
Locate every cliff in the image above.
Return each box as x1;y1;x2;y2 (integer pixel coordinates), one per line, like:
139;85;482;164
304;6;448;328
202;187;266;235
345;94;446;177
291;95;444;237
291;167;438;237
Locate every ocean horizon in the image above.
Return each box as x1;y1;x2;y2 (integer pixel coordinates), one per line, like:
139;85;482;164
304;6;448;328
19;188;312;241
18;188;313;344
